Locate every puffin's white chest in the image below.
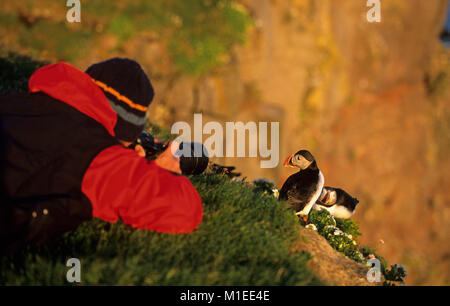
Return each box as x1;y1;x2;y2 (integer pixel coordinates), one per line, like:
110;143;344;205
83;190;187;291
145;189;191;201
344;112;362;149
322;204;354;219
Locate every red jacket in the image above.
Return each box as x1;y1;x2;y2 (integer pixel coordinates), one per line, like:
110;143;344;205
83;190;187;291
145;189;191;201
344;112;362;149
0;63;202;251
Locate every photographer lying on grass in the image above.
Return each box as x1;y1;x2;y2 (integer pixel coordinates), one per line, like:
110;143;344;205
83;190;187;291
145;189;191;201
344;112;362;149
0;58;203;254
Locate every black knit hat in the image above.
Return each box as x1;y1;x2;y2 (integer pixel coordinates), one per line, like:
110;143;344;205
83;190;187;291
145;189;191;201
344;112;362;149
85;58;154;142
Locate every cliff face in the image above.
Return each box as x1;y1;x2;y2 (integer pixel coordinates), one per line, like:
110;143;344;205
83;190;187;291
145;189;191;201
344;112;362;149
144;0;449;285
294;228;382;286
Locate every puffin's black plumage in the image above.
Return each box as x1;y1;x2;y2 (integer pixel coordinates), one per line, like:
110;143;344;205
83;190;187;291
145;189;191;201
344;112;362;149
279;150;324;218
314;186;359;218
279;164;319;211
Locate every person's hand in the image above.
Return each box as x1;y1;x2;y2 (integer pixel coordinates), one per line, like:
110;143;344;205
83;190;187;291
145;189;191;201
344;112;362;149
134;144;146;157
118;139;146;158
154;141;182;174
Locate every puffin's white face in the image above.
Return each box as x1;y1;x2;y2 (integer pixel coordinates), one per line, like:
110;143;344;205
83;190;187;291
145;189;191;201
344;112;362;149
283;153;313;170
295;155;312;170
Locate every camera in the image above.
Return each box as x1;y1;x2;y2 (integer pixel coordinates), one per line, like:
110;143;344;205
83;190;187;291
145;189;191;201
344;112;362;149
132;131;209;175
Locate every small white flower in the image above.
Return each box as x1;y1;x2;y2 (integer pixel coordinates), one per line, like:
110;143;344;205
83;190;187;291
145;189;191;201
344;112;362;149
305;224;317;231
272;188;279;198
345;234;353;240
334;229;344;236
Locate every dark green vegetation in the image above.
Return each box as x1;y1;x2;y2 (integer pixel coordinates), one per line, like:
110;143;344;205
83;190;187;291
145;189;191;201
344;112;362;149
0;174;321;285
308;209;363;263
0;52;47;93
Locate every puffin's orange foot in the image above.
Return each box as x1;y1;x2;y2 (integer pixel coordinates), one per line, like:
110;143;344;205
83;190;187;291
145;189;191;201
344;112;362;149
297;215;308;224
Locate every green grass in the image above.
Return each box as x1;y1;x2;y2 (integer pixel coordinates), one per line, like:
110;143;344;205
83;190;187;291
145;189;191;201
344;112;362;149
0;174;322;285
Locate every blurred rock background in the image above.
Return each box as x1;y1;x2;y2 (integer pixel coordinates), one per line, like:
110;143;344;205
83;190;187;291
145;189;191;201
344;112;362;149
0;0;449;285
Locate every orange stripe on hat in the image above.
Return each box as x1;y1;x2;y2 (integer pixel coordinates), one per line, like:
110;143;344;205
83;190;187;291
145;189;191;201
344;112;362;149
92;79;148;112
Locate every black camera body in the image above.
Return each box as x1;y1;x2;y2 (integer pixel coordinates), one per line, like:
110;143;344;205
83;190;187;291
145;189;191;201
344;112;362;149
133;131;209;175
132;131;168;160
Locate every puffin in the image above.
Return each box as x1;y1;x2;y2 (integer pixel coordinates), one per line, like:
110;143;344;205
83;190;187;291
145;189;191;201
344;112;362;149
279;150;324;222
313;186;359;219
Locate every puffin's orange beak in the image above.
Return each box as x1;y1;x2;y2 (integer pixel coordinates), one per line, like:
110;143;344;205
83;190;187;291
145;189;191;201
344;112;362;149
283;154;296;168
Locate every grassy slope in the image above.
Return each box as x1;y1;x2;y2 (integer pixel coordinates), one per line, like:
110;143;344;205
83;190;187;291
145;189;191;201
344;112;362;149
0;53;322;285
1;174;321;285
